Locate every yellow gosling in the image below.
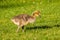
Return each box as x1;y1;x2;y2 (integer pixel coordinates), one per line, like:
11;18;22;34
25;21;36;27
11;10;40;32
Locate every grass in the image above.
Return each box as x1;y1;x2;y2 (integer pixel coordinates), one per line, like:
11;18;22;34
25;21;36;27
0;0;60;40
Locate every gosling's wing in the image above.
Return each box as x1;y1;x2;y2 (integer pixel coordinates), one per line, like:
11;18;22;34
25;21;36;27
12;14;34;23
13;14;30;21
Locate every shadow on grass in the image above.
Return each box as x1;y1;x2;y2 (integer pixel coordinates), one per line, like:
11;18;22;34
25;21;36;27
26;25;52;30
54;24;60;27
25;24;60;30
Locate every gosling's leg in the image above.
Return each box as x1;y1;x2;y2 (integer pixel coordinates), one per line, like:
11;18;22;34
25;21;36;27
22;26;25;32
16;26;21;33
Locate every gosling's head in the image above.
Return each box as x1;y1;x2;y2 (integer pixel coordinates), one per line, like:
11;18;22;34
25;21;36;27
32;10;40;17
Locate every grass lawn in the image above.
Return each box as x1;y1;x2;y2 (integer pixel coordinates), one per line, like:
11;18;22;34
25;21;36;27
0;0;60;40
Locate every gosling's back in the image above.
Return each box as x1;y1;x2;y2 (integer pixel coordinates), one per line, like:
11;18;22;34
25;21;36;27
11;14;35;26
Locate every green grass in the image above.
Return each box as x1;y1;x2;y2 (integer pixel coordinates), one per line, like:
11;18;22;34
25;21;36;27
0;0;60;40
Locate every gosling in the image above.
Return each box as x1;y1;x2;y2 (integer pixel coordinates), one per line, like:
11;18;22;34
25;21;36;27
11;10;40;32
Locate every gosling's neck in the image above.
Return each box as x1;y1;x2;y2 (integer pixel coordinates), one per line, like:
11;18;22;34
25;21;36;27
32;15;37;18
